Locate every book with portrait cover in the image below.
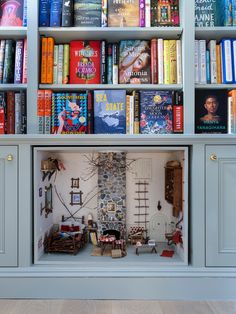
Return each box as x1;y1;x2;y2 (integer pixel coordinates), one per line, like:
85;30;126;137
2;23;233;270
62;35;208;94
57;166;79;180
94;90;126;134
195;90;228;133
74;0;101;27
70;40;101;84
0;0;24;26
119;40;151;84
108;0;139;27
52;92;88;134
195;0;224;27
139;90;173;134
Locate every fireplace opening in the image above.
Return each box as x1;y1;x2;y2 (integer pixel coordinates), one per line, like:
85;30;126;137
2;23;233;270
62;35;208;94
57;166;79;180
103;230;120;240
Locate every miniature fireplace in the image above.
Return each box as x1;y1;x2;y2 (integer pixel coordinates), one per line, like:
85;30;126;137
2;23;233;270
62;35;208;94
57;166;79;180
97;152;126;239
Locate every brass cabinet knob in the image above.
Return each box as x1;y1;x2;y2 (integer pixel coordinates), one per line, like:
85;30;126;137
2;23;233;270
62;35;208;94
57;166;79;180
210;154;217;161
7;154;13;161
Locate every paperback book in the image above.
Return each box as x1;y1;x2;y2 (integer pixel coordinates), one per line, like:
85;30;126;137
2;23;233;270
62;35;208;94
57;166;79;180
0;0;24;26
108;0;139;27
94;90;126;134
195;90;228;133
74;0;101;27
195;0;224;27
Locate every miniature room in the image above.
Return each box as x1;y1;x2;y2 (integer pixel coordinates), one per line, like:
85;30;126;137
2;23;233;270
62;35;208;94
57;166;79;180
33;146;188;266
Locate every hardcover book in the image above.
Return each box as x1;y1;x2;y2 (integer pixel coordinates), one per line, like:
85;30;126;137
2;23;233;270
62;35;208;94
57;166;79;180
195;89;228;133
195;0;224;27
0;0;24;26
14;39;24;84
39;0;50;27
62;0;74;27
94;90;126;134
50;0;62;27
70;40;100;84
108;0;139;27
139;90;173;134
119;40;151;84
3;39;15;84
74;0;101;27
53;92;88;134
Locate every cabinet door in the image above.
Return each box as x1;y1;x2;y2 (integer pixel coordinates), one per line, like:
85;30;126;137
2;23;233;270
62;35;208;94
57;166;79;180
0;146;17;266
206;145;236;267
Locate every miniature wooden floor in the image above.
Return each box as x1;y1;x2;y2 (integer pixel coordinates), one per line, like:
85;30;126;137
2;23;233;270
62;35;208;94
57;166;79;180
37;242;184;265
0;300;235;314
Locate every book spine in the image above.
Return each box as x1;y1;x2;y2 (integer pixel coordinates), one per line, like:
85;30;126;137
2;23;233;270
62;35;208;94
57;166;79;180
6;91;15;134
232;39;236;83
158;38;164;84
126;95;131;134
14;40;24;84
41;37;48;84
50;0;62;27
53;45;59;84
100;40;107;84
151;38;158;84
198;39;207;84
176;39;182;84
47;37;54;84
145;0;151;27
107;43;113;84
44;90;52;134
39;0;50;27
228;95;233;134
21;91;27;134
194;40;199;83
22;38;27;84
133;91;140;134
0;40;6;84
169;40;177;84
87;91;93;134
58;44;64;84
230;91;236;133
207;40;217;84
224;0;233;26
233;0;236;25
171;0;180;26
221;39;233;83
163;40;170;84
3;40;15;84
206;49;211;84
63;44;69;84
15;92;22;134
139;0;145;27
37;90;45;134
129;94;134;134
112;43;118;84
51;93;55;134
151;0;158;26
62;0;74;27
23;0;27;26
216;44;222;83
0;93;6;134
101;0;108;27
173;91;183;134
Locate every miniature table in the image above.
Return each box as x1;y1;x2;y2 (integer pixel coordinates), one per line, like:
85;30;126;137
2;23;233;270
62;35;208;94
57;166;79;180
135;242;158;256
99;235;116;255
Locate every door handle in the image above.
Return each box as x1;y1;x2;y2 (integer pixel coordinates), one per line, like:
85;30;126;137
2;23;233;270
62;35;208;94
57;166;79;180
210;154;217;161
7;154;13;161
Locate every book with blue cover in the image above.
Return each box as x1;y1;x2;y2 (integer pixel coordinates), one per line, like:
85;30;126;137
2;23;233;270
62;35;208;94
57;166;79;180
50;0;62;27
195;0;224;27
139;90;173;134
94;90;126;134
39;0;50;26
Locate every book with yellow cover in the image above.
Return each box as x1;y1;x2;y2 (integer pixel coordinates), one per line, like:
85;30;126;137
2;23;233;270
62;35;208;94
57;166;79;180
169;40;177;84
108;0;139;27
164;40;170;84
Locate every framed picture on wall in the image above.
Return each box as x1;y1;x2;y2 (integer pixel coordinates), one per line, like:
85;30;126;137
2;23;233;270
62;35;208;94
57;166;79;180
70;191;83;206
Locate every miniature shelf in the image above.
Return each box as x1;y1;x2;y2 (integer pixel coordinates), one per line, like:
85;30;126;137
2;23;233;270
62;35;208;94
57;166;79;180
0;27;27;39
195;27;236;40
39;27;183;43
195;84;236;90
39;84;183;91
0;84;27;90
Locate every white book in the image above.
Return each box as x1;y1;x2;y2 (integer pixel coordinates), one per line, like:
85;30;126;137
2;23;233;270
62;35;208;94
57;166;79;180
53;45;58;84
176;40;182;84
130;94;134;135
158;38;164;84
228;96;233;134
15;92;22;134
57;44;64;84
198;40;207;84
145;0;151;27
194;40;199;83
233;40;236;84
207;40;217;84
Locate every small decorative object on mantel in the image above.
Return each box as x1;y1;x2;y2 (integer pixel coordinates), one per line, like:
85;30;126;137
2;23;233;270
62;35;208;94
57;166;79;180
71;178;80;189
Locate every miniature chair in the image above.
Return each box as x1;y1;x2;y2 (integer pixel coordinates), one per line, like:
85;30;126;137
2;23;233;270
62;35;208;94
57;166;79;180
128;226;145;245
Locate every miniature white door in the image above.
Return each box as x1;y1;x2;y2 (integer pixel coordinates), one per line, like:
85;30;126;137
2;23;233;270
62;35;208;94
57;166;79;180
206;145;236;266
149;212;169;242
0;146;18;266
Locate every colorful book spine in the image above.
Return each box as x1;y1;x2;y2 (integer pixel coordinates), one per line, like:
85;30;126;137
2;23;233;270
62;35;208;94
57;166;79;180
100;40;107;84
233;0;236;25
58;44;64;84
206;50;211;84
198;39;207;84
101;0;108;27
126;95;131;134
158;38;164;84
173;91;183;134
53;45;59;84
107;43;113;84
133;91;140;134
87;91;93;134
112;43;118;84
23;0;27;26
63;44;69;84
139;0;145;27
44;90;52;134
176;40;182;84
194;40;199;83
41;37;48;84
15;92;22;134
3;40;15;84
47;37;54;84
62;0;74;27
221;38;233;83
163;40;170;84
39;0;50;27
228;90;236;133
224;0;233;26
151;38;158;84
50;0;62;27
207;39;217;84
6;91;15;134
232;39;236;83
145;0;151;27
21;91;27;134
169;40;177;84
0;40;6;84
37;90;45;134
151;0;158;26
22;38;27;84
216;44;222;83
14;40;24;84
0;93;6;134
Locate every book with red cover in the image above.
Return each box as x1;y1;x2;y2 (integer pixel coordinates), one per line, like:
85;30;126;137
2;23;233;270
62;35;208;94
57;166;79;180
70;40;100;84
0;0;24;26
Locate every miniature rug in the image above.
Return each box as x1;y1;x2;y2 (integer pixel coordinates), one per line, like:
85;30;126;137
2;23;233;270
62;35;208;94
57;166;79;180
90;246;112;257
160;250;175;258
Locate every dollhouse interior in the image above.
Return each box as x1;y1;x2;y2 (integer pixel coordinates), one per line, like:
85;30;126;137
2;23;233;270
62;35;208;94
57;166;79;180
34;147;188;265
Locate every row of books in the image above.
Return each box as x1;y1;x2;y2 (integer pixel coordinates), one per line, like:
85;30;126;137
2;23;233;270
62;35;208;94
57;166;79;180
40;38;182;85
195;0;236;27
195;39;236;85
0;39;27;84
39;0;180;28
0;91;27;134
37;89;183;134
0;0;27;26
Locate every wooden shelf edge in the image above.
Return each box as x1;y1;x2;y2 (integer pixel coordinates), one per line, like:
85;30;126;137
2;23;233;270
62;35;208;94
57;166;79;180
39;84;183;90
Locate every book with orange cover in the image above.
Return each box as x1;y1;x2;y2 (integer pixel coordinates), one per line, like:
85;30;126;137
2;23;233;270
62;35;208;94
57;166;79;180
47;37;54;84
41;37;48;84
37;90;45;134
44;89;52;134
